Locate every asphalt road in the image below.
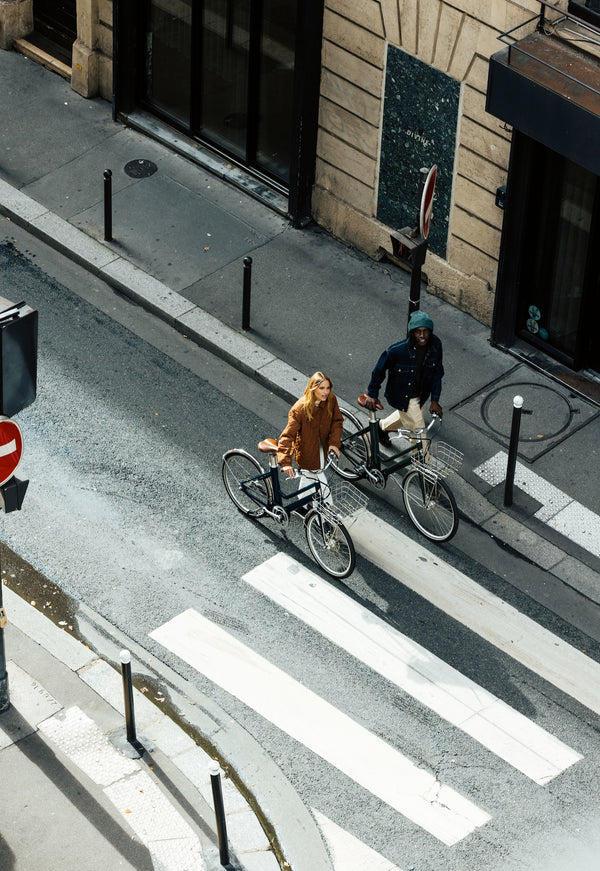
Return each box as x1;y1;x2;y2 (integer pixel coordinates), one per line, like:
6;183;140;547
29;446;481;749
2;225;600;871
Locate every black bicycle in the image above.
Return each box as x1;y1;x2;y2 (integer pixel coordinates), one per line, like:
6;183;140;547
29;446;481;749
222;438;367;578
331;396;462;543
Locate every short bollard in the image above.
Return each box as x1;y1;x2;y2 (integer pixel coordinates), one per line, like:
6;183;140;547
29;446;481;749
208;760;230;867
504;395;524;507
104;169;113;242
120;649;140;749
242;256;252;331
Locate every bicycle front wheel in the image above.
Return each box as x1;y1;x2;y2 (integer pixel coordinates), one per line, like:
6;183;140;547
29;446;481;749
402;469;459;543
332;408;371;481
222;450;272;518
305;510;356;578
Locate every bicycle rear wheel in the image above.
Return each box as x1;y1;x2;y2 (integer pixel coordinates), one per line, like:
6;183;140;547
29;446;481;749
305;509;356;578
332;408;371;481
402;469;458;542
222;450;272;518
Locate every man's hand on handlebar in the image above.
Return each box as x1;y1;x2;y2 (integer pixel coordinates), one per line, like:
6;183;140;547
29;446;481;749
430;401;443;418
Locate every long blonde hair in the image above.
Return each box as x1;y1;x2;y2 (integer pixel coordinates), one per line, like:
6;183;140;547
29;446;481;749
302;371;335;421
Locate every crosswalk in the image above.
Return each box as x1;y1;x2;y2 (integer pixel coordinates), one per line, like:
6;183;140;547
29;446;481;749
242;552;581;785
149;509;597;868
150;606;490;845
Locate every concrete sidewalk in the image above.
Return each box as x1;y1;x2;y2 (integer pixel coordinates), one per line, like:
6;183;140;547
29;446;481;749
0;580;280;871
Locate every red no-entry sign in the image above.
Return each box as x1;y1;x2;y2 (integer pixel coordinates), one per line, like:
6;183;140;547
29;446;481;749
0;416;23;486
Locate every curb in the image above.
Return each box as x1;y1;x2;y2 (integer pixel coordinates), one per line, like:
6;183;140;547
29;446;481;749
3;582;333;871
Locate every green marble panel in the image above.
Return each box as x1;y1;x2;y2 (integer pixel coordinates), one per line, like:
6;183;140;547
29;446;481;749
377;46;460;258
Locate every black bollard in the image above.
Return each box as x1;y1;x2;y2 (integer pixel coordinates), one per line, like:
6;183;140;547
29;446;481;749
120;649;138;745
242;256;252;331
208;761;230;867
504;395;524;507
104;169;113;242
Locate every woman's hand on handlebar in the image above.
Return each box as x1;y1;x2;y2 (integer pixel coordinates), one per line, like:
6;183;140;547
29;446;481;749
326;447;340;465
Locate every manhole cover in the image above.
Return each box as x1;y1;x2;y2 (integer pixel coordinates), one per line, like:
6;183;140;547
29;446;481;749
451;363;599;461
481;382;573;442
124;159;158;179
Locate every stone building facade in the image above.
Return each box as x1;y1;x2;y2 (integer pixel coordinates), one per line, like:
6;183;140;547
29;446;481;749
2;0;599;380
312;0;556;327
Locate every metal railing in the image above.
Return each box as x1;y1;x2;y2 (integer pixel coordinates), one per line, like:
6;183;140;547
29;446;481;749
496;0;600;100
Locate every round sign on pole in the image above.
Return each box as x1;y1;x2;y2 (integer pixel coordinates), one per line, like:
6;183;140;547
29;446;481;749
419;165;437;239
0;416;23;486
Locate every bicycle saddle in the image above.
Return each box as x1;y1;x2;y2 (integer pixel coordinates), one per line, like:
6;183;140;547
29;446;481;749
357;393;384;410
258;438;278;453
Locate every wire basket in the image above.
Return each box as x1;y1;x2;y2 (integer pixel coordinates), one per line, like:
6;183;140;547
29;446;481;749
411;441;463;479
326;481;369;520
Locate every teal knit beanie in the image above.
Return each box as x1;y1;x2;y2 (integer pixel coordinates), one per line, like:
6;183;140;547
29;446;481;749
408;311;434;332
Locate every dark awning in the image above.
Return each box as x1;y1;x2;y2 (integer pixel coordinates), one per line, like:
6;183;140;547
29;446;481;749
487;32;600;175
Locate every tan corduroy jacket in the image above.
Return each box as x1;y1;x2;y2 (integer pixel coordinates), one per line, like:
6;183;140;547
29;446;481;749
277;397;343;471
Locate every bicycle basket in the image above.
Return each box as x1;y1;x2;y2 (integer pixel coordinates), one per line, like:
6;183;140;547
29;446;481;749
327;481;369;520
411;441;463;479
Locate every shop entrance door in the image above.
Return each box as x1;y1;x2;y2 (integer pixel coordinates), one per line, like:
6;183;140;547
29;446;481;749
141;0;297;186
495;134;600;374
32;0;76;65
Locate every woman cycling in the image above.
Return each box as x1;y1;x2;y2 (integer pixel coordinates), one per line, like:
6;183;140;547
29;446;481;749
277;372;343;495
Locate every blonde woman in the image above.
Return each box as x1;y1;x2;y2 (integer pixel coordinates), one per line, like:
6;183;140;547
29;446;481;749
277;372;343;496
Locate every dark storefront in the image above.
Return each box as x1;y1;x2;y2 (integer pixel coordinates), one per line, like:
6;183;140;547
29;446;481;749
487;4;600;382
114;0;324;225
31;0;76;65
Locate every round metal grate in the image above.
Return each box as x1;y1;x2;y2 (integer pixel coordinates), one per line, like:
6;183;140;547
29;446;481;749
481;382;573;442
124;159;158;179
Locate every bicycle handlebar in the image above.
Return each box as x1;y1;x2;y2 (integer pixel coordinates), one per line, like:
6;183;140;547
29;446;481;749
286;450;338;479
393;413;442;442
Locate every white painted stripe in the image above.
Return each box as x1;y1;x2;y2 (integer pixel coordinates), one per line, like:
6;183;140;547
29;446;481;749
312;808;402;871
349;511;600;715
150;609;490;845
243;553;581;784
474;451;600;558
0;438;16;456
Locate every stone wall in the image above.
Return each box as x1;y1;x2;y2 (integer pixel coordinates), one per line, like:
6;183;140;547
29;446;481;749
0;0;32;50
312;0;566;325
71;0;112;99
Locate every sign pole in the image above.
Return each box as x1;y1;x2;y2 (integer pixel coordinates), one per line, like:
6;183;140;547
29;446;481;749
0;553;8;712
408;166;437;322
0;416;26;713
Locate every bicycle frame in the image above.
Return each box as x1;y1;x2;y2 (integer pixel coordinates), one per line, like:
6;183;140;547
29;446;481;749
357;410;422;480
223;445;359;576
334;409;459;543
241;449;326;517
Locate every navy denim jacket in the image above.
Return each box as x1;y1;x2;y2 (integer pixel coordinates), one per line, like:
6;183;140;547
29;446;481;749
367;335;444;412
